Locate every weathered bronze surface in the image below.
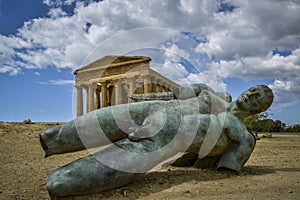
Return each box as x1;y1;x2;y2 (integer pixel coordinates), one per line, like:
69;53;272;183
40;84;274;197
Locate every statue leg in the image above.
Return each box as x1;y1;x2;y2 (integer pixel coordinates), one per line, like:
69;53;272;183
40;107;128;157
46;136;184;197
47;149;143;197
40;100;170;157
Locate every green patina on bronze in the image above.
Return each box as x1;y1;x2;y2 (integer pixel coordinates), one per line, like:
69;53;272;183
40;84;274;197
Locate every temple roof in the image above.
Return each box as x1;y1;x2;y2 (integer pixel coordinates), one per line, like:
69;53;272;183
74;55;151;75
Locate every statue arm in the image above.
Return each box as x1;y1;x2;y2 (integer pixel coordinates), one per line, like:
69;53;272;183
215;92;232;102
128;83;217;101
216;112;256;172
128;104;167;141
172;83;215;100
128;92;174;101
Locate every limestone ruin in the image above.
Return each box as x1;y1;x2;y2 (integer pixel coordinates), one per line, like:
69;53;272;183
74;55;179;117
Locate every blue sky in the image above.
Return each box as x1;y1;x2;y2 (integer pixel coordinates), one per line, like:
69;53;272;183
0;0;299;125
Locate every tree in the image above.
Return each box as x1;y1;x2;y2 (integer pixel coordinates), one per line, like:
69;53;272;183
244;114;260;136
244;111;273;136
286;124;300;132
257;119;274;132
271;120;286;132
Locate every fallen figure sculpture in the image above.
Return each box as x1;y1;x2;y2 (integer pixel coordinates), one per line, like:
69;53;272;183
39;84;274;198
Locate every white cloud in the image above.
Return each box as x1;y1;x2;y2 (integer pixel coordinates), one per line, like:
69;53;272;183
269;79;300;110
0;66;20;76
186;70;227;92
210;49;300;80
162;43;190;62
43;0;80;6
207;48;300;108
1;0;300;110
152;61;191;85
235;0;300;40
151;41;227;90
37;79;75;85
47;7;68;18
196;0;300;60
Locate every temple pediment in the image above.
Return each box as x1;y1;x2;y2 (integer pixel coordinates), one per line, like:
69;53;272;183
74;55;179;117
74;55;151;75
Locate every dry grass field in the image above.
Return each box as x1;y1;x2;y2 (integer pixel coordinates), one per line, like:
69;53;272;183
0;122;299;199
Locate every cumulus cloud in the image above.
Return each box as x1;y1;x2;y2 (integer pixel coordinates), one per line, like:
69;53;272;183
162;44;190;62
47;7;68;18
196;0;300;60
0;0;300;110
205;48;300;108
37;79;75;85
43;0;87;7
151;42;226;90
211;49;300;80
269;79;300;108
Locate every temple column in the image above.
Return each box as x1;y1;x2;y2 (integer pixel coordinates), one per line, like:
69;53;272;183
137;82;144;94
84;86;89;113
157;80;163;92
101;82;108;107
95;84;101;109
151;78;157;92
76;86;83;117
167;84;172;92
162;83;167;92
128;77;136;103
143;76;150;93
87;85;96;112
129;77;136;95
114;81;122;105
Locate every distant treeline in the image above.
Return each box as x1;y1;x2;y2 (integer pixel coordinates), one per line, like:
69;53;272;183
285;124;300;132
244;112;300;133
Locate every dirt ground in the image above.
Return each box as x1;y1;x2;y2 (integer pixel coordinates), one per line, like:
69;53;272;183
0;122;299;200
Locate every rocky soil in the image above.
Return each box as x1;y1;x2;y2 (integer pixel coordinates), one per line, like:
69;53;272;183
0;122;299;199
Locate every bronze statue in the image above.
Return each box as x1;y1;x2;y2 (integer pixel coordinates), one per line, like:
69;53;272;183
40;84;273;197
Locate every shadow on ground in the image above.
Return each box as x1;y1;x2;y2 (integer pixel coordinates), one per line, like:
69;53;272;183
57;164;285;199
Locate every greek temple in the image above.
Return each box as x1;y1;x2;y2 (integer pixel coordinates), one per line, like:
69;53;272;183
74;55;179;117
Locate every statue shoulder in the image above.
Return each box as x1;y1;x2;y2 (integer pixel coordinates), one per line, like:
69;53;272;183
217;112;245;130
